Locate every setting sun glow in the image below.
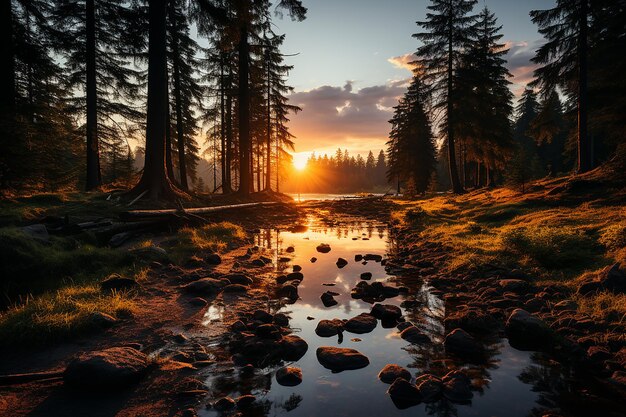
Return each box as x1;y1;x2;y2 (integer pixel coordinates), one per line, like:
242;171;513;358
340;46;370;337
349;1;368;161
292;153;309;171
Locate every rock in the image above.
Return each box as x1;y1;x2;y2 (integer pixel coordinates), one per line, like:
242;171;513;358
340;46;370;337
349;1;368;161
109;232;131;248
231;320;247;332
273;313;290;327
587;345;612;363
64;347;149;389
20;224;49;241
287;272;304;281
505;309;554;350
444;328;483;359
173;333;188;343
276;366;303;386
315;319;344;337
378;364;411;384
387;378;421;409
278;283;298;300
90;311;117;327
189;297;208;307
223;274;253;285
316;347;369;371
236;394;256;409
255;324;281;339
280;335;309;361
498;279;531;293
293;265;302;272
444;308;499;334
260;255;272;264
397;322;413;332
610;370;626;387
100;275;139;292
577;278;602;295
183;278;226;296
253;310;273;323
321;291;338;307
416;374;442;402
286;246;295;253
364;254;383;262
310;257;318;263
316;243;331;253
601;263;626;293
360;272;372;280
370;304;402;321
442;370;473;403
344;313;378;334
355;254;363;262
400;326;430;344
223;284;248;293
251;258;266;267
336;258;348;268
213;397;236;411
205;253;222;265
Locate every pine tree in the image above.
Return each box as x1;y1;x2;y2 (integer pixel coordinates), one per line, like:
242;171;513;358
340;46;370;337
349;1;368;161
530;0;592;172
386;73;436;195
414;0;477;194
529;91;570;176
507;88;542;191
457;7;513;186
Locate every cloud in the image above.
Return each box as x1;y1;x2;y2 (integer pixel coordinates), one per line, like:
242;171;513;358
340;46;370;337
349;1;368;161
504;40;544;96
288;79;409;155
387;53;418;72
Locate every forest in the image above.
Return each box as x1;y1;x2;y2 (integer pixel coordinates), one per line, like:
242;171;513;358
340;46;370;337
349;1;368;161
1;1;626;417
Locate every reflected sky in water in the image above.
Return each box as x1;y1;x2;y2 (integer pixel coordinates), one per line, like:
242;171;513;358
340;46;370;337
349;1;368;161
199;214;608;417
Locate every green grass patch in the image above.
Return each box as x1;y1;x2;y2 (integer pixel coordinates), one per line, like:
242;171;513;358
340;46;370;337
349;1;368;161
0;227;138;306
169;221;246;263
501;225;602;270
0;285;136;346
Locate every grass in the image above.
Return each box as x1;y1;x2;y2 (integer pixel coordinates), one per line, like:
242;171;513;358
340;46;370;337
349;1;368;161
0;285;136;346
574;291;626;324
169;221;246;263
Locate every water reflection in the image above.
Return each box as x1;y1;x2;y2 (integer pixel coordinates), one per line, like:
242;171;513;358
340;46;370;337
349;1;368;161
198;214;618;417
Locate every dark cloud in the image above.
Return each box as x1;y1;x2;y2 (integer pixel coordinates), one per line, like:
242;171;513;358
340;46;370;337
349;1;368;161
288;79;409;154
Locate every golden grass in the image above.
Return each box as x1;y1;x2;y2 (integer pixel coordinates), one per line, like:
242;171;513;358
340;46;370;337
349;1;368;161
170;221;247;263
0;285;136;345
574;291;626;324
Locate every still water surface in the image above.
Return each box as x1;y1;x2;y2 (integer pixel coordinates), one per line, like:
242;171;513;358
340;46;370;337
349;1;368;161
199;214;592;417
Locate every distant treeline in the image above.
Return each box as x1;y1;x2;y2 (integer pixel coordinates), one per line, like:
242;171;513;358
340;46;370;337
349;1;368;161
387;0;626;195
283;149;389;194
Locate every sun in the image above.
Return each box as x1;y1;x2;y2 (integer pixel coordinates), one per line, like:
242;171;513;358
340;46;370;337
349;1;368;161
292;153;309;171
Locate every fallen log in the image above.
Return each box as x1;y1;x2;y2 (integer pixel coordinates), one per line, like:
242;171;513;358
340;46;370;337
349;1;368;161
0;371;63;386
119;201;279;221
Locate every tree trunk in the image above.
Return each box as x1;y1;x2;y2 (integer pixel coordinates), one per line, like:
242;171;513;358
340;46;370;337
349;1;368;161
237;22;251;197
219;53;227;192
171;13;188;191
265;57;272;191
85;0;102;190
130;0;182;201
447;26;463;194
0;0;15;114
165;96;174;180
577;0;591;173
224;67;233;193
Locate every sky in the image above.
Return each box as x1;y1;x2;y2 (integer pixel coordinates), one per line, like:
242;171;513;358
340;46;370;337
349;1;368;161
271;0;555;163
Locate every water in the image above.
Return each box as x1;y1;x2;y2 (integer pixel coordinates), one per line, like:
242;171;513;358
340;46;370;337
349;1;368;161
198;214;619;417
286;193;385;202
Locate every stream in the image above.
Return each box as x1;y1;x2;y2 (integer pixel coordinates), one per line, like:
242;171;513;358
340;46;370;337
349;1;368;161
197;213;605;417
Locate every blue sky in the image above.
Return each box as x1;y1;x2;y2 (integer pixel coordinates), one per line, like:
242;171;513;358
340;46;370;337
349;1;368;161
270;0;554;158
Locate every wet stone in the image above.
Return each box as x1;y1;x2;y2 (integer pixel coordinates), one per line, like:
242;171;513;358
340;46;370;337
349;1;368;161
316;346;369;371
400;326;431;344
321;291;338;307
213;397;236;411
360;272;373;280
310;257;318;263
336;258;349;268
344;313;377;334
276;366;303;386
378;364;411;384
416;374;442;403
387;378;421;409
442;370;473;403
316;243;331;253
371;303;402;321
280;335;309;361
315;319;344;337
444;328;483;359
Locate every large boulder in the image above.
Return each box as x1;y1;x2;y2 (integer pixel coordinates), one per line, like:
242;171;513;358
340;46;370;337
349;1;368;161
505;309;554;350
344;313;377;334
64;347;149;389
316;347;369;371
378;364;411;384
279;335;309;361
